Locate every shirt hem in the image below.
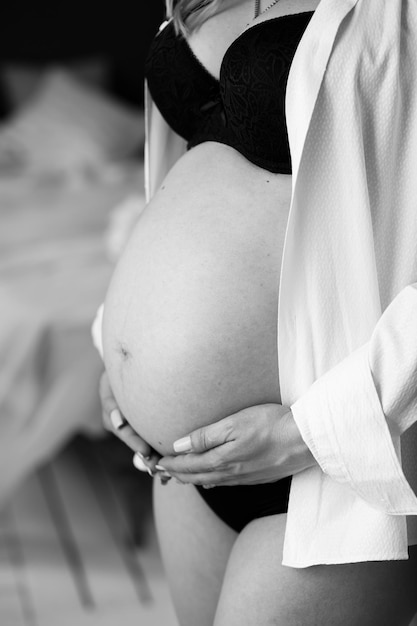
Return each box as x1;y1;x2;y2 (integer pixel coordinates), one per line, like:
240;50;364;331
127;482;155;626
282;550;410;569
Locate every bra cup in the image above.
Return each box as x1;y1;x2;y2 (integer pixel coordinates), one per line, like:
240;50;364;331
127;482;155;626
145;22;219;140
146;12;314;173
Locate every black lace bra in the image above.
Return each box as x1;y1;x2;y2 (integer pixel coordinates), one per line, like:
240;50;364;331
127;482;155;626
145;11;314;173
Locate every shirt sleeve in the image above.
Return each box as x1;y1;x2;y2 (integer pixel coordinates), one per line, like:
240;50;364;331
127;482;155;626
291;282;417;515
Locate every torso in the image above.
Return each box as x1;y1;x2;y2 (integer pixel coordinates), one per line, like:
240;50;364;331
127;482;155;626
102;0;320;456
186;0;319;80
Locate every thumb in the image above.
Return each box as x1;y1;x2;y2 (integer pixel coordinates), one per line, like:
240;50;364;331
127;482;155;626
173;419;231;454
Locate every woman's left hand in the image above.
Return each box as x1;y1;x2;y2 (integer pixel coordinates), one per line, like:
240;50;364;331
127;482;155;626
158;404;316;487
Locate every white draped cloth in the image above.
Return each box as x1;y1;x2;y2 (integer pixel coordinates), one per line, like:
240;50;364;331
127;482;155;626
145;0;417;567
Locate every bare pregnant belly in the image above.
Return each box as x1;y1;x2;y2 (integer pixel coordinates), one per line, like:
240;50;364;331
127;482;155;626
102;143;291;456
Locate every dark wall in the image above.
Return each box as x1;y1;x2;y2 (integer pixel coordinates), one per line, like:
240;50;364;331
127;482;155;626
0;1;165;112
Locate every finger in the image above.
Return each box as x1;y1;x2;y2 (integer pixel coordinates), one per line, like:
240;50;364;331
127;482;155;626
109;408;128;430
157;453;196;474
133;454;168;480
92;304;104;359
133;452;152;474
105;406;156;460
159;446;232;475
172;418;235;455
116;422;155;459
164;470;238;487
109;409;151;450
133;452;156;476
144;450;163;472
99;372;155;459
99;371;117;414
155;464;172;478
99;373;121;430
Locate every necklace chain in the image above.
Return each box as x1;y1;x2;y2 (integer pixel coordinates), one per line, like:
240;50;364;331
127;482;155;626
254;0;282;19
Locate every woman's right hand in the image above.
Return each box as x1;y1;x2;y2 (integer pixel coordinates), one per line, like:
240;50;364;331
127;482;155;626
99;370;162;475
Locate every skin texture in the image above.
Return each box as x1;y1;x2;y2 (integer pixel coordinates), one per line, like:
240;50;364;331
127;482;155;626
153;478;417;626
158;404;316;486
99;0;417;623
101;377;417;626
102;142;292;456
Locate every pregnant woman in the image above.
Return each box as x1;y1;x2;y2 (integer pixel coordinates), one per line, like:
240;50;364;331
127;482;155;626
98;0;417;624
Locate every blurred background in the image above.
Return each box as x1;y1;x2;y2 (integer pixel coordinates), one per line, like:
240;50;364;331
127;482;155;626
0;2;178;624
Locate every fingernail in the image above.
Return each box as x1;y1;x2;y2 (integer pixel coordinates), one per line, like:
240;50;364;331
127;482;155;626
110;409;127;430
202;484;216;490
155;464;171;478
133;453;148;472
136;451;154;468
173;436;192;453
158;471;172;479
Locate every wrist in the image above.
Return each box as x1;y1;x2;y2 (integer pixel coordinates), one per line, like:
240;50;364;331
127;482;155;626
282;408;316;473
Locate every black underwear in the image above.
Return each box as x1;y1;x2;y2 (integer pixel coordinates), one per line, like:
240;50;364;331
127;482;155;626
145;12;314;173
195;477;292;532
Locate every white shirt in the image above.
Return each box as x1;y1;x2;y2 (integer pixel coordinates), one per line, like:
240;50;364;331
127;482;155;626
144;0;417;567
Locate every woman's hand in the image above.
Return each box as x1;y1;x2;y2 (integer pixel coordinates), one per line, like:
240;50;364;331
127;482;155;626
99;370;162;475
158;404;316;487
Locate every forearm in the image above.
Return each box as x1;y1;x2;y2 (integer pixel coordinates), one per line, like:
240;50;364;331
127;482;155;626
290;283;417;514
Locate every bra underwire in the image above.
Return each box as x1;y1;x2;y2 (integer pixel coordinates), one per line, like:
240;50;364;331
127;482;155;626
145;11;315;173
